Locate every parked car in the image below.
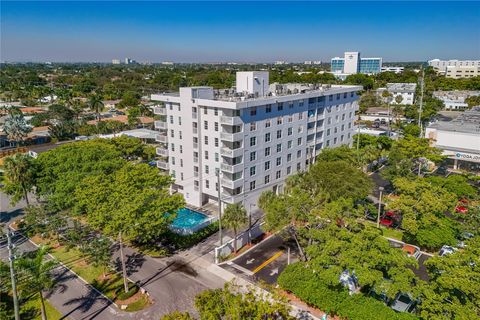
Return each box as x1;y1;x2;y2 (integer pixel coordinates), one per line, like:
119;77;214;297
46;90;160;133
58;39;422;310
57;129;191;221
390;293;417;313
380;211;401;228
439;245;458;257
455;205;468;214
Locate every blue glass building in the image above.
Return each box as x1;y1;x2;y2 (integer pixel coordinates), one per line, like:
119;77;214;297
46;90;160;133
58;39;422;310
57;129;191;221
331;52;382;75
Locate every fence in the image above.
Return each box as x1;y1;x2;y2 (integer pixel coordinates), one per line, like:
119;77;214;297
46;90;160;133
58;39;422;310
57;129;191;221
215;223;265;263
169;216;218;236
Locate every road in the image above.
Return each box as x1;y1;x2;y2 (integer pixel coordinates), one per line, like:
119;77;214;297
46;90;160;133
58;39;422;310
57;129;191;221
220;234;299;284
1;192;226;319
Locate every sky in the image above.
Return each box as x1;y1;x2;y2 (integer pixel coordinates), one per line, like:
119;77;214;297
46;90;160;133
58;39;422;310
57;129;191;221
1;1;479;63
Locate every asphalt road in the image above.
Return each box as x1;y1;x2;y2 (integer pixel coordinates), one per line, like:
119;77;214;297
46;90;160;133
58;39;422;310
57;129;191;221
223;234;299;284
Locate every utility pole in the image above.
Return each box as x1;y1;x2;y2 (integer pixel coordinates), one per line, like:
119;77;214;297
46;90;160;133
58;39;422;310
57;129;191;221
118;231;129;293
418;68;425;137
356;113;361;164
217;171;223;246
7;231;20;320
377;187;384;229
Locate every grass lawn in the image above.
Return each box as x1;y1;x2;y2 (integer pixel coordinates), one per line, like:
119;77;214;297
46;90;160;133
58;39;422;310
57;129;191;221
364;221;404;241
21;294;63;320
124;294;151;312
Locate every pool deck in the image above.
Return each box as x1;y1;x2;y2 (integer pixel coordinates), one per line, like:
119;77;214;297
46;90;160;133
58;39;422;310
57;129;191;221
186;203;219;219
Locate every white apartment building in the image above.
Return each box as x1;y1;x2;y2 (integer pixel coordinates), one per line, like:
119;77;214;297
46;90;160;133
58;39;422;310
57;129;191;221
428;59;480;78
381;66;404;74
386;83;416;105
151;71;361;210
433;90;480;110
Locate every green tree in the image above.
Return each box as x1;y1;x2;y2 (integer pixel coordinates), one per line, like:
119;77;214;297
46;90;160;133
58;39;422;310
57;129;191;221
394;94;403;105
2;153;35;206
426;175;478;199
345;74;375;90
358;90;381;113
3;109;32;147
464;95;480;109
222;203;247;253
160;311;194;320
16;246;58;320
83;236;112;277
88;94;104;121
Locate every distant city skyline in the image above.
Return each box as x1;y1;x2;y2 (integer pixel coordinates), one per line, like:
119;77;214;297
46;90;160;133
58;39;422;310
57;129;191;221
1;1;479;63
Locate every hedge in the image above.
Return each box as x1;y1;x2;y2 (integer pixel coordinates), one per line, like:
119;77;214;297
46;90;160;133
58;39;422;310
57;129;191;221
116;283;139;301
278;263;418;320
165;221;219;250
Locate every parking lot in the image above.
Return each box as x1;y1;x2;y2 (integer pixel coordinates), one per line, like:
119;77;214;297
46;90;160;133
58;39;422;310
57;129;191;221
221;234;300;284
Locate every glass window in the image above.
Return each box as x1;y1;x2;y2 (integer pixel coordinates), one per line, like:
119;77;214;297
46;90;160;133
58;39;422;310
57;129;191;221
265;132;271;142
204;121;208;130
250;151;256;161
250;166;256;176
215;122;219;131
265;175;270;184
204;150;209;159
277;103;283;111
250;107;257;116
265;161;270;170
215;137;219;147
276;157;281;166
250;122;256;131
287;166;291;174
250;137;256;146
287;140;292;149
297;137;302;146
265;147;271;156
287;127;293;136
277;117;283;125
215;152;219;162
277;130;282;139
250;180;256;191
276;170;281;179
266;105;272;113
287;153;292;162
265;120;271;128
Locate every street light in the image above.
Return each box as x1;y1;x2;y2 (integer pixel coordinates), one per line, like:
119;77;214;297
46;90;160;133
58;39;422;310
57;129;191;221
248;203;256;246
377;186;384;228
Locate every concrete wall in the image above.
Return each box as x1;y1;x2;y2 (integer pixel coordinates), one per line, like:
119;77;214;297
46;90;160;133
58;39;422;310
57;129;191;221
215;223;265;262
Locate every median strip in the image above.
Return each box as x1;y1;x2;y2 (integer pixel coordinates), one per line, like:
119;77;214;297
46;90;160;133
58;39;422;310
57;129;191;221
252;251;283;274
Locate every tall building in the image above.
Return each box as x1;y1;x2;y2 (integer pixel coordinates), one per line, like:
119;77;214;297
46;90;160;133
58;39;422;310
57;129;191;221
112;59;121;65
151;71;361;209
331;52;383;78
428;59;480;78
125;57;137;65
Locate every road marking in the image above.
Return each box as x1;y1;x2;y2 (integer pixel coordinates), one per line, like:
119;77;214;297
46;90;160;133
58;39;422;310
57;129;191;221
252;251;283;274
226;261;255;276
246;258;255;265
269;268;279;276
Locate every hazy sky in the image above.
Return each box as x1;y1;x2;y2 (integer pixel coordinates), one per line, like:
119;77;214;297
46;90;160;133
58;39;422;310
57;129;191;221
1;1;479;62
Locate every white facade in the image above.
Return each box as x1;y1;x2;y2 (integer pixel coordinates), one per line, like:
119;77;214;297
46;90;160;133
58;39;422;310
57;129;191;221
386;83;417;105
428;59;480;78
151;72;361;210
381;66;404;74
112;59;121;65
344;52;360;74
235;71;269;97
433;91;480;110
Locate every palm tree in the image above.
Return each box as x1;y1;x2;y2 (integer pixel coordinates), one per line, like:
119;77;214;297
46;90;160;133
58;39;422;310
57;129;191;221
222;203;247;253
2;153;35;206
16;246;58;320
88;95;104;122
3;108;32;147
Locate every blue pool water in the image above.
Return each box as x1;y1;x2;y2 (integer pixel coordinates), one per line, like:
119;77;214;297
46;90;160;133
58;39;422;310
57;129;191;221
170;208;209;229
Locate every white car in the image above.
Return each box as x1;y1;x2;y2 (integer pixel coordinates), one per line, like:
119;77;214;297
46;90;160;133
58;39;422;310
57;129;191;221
439;245;457;257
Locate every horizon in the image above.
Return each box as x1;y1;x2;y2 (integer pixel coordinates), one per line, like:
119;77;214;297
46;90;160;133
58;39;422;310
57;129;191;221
1;1;479;63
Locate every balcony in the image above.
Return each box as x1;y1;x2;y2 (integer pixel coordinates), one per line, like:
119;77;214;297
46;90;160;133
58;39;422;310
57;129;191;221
221;162;243;173
220;115;242;126
220;132;243;142
307;127;316;135
221;177;243;189
155;134;168;144
154;120;167;130
220;147;243;158
157;160;168;170
317;113;325;120
156;147;168;157
154;107;166;115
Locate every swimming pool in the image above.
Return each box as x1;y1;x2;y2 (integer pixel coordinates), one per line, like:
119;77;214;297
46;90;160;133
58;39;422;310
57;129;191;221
170;208;213;235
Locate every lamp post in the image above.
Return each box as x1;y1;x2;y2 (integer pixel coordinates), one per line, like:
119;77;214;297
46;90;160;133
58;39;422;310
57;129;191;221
377;186;384;228
248;203;256;245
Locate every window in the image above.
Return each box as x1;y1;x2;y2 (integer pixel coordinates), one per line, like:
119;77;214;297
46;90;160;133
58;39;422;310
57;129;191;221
206;180;210;188
334;127;338;134
289;102;294;109
276;157;282;166
180;159;183;167
341;135;344;142
341;124;345;131
179;117;182;125
204;121;208;130
205;165;209;174
265;120;271;128
351;92;354;97
299;100;304;107
342;114;345;121
276;143;282;152
250;180;256;191
297;137;302;146
288;116;293;123
326;140;330;147
171;144;175;151
297;150;302;158
327;117;331;125
192;107;197;113
215;122;219;131
250;107;257;116
265;175;270;184
336;94;341;100
250;137;256;147
180;145;183;153
250;151;256;161
334;137;337;144
277;130;282;139
215;152;219;162
277;117;283;125
265;147;271;156
171;157;175;165
204;150;209;159
266;105;272;113
181;172;184;180
287;127;293;136
287;153;292;162
276;170;281;179
265;132;271;142
169;103;173;110
344;92;347;99
287;140;292;149
171;170;176;178
329;95;333;101
179;131;183;139
287;166;291;175
170;130;174;138
298;112;303;120
215;138;219;147
264;161;271;170
327;128;331;136
297;162;301;171
250;122;256;131
298;126;303;133
170;115;174;124
277;103;283;111
214;108;218;116
250;166;256;176
348;123;352;129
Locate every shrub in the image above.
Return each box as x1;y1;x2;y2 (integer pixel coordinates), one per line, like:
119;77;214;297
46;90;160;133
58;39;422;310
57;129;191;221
116;283;139;301
278;263;418;320
165;221;219;250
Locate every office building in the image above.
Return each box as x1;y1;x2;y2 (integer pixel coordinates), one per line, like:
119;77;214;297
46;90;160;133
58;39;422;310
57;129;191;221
433;91;480;110
426;107;480;173
331;52;382;79
379;83;417;105
428;59;480;78
151;71;361;209
125;57;137;65
112;59;121;65
381;66;404;74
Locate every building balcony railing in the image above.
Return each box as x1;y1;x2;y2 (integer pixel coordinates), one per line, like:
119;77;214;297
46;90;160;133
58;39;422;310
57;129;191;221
220;132;243;142
154;120;167;130
221;162;243;173
157;160;168;170
307;127;316;134
220;147;243;158
317;113;325;120
193;128;198;135
220;115;242;126
220;192;241;204
221;177;243;189
156;148;168;157
155;134;168;144
154;107;166;115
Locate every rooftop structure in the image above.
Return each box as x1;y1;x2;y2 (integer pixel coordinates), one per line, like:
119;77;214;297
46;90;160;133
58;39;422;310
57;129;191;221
428;59;480;78
381;66;404;74
151;71;361;210
433;90;480;110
